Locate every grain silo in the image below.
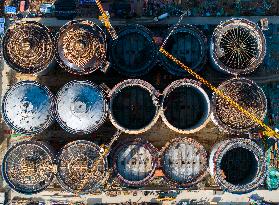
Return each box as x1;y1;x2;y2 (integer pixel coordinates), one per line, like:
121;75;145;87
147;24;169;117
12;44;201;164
112;138;158;187
2;141;55;194
55;80;107;134
212;78;267;134
160;137;207;187
161;79;211;134
56;20;108;75
109;79;160;134
160;25;207;76
110;25;158;77
211;18;266;75
2;81;55;134
56;140;106;194
209;138;266;193
2;21;55;74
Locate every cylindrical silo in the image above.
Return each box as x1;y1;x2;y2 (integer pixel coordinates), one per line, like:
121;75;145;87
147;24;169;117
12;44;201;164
160;25;207;76
56;140;106;194
2;21;55;74
56;20;108;75
55;81;108;134
2;81;55;134
209;138;266;193
160;137;207;187
211;18;266;75
161;79;211;134
2;141;55;194
110;25;158;77
109;79;160;134
212;78;267;134
112;138;158;187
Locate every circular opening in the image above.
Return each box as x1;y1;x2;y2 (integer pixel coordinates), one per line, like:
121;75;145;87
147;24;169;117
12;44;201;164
111;86;157;131
220;147;257;185
163;86;209;131
111;26;156;76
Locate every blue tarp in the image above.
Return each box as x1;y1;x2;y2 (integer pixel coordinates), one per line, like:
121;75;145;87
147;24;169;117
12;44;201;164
4;6;17;14
79;0;95;4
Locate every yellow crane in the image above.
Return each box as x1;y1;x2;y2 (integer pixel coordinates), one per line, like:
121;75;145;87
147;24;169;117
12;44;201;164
94;1;279;136
74;130;122;195
95;0;118;40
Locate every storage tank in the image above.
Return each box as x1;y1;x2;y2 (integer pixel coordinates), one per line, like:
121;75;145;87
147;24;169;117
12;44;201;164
56;140;106;194
2;141;55;194
110;25;158;76
160;137;207;187
2;81;55;134
109;79;160;134
160;25;207;76
212;78;267;134
56;20;108;75
211;18;266;75
161;79;211;134
2;21;55;74
112;138;158;187
55;80;107;134
209;138;266;193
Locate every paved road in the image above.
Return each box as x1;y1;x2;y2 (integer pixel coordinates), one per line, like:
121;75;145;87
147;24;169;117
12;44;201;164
21;16;279;27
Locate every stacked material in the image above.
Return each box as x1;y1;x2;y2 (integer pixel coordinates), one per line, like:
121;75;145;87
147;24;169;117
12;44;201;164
56;140;106;194
2;21;55;74
56;20;108;75
212;78;267;134
2;141;55;194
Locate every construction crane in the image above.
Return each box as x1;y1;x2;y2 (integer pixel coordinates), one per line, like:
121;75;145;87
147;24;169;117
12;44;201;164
95;0;118;40
94;1;279;139
74;130;122;195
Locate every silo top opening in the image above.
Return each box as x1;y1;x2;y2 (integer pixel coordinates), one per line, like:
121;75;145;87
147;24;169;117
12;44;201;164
2;81;54;134
2;141;55;194
55;81;107;134
212;78;267;133
162;79;210;134
109;79;160;134
56;140;106;194
110;25;157;76
161;25;207;76
161;138;207;186
2;21;55;74
211;18;266;75
210;138;266;193
56;20;107;75
220;147;257;185
113;138;158;186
